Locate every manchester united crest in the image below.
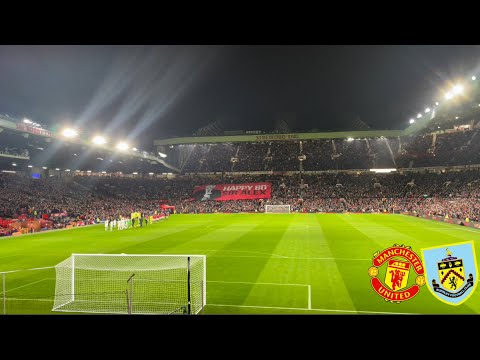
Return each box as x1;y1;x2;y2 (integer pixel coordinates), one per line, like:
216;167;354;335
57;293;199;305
421;241;478;306
368;244;425;303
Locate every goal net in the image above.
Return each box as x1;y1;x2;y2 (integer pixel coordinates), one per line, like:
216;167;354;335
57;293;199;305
265;205;291;213
52;254;206;315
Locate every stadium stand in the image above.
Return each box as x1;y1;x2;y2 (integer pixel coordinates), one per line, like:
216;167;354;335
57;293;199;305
3;107;480;236
2;164;480;236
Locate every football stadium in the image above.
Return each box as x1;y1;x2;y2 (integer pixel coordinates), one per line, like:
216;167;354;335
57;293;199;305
1;45;480;315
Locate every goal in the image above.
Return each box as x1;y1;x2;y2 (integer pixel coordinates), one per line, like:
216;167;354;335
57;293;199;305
52;254;206;315
265;205;291;213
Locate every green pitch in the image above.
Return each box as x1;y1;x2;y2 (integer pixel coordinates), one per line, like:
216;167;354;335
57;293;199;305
1;214;480;314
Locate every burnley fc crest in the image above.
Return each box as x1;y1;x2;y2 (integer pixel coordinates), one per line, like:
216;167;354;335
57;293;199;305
421;241;478;306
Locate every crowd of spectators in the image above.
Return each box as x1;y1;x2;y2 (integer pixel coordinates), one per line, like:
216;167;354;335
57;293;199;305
2;169;480;233
0;174;163;229
178;129;480;172
1;146;29;157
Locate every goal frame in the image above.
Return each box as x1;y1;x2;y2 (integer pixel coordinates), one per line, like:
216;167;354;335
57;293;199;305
265;204;291;213
52;253;207;315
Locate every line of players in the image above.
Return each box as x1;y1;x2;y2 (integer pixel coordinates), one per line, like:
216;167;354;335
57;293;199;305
104;215;148;231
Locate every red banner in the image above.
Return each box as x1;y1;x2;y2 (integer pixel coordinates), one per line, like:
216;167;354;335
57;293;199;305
191;182;272;201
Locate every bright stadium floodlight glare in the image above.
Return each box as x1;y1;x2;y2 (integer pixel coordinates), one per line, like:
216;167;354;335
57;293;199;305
28;165;33;168
425;108;431;113
435;102;439;106
472;76;476;81
132;147;138;151
65;169;70;172
347;137;354;142
149;172;154;175
62;128;78;138
116;142;129;151
370;168;396;173
409;119;415;124
158;152;167;158
445;92;453;100
55;168;60;171
101;171;106;174
42;166;47;170
23;118;32;124
133;172;138;175
452;85;463;95
417;113;422;118
87;170;92;173
455;116;459;119
92;135;107;145
12;163;17;166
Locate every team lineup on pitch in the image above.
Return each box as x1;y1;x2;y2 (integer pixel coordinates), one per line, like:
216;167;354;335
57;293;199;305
1;213;479;314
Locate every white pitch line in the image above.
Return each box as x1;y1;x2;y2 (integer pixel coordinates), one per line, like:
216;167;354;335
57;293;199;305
398;214;480;235
2;266;55;274
207;280;309;287
307;285;311;310
5;298;54;302
281;256;371;261
206;304;418;314
206;255;371;261
5;278;49;293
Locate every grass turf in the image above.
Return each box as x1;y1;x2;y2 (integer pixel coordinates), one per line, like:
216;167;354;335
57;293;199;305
1;213;480;314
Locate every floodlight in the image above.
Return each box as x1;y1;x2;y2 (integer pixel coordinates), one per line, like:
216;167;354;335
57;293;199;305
62;128;78;138
92;135;107;145
116;142;129;151
452;85;463;95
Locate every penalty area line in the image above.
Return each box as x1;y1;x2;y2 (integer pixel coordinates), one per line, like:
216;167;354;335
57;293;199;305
2;266;55;274
206;304;417;314
207;280;309;287
5;278;50;293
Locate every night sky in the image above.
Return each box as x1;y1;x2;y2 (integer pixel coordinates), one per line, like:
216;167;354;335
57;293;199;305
1;45;480;147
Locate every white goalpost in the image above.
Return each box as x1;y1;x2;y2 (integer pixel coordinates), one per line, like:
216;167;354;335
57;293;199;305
52;254;206;315
265;205;291;213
